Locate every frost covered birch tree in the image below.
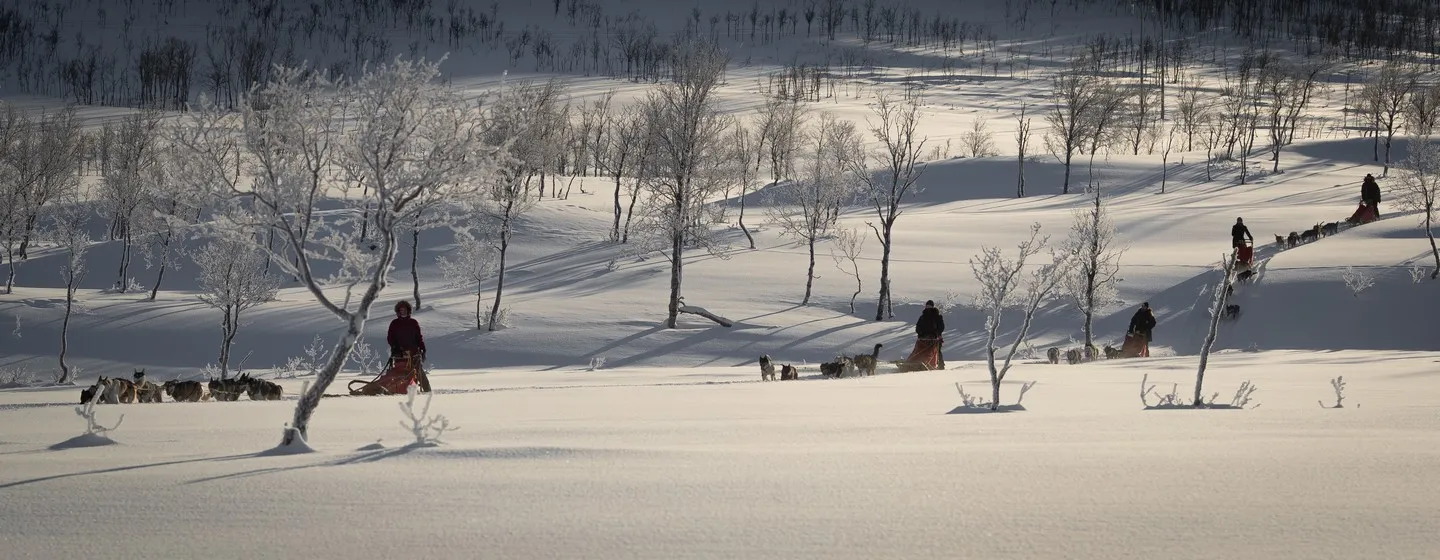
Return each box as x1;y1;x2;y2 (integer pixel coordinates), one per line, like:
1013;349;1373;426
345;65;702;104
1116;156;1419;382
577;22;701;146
1194;253;1237;406
195;240;278;379
1362;64;1417;176
1;108;85;291
635;40;732;329
436;231;498;329
98;110;164;291
771;113;861;304
170;58;499;448
140;143;203;301
971;224;1067;410
851;94;926;320
50;203;90;385
1396;140;1440;279
1059;188;1125;348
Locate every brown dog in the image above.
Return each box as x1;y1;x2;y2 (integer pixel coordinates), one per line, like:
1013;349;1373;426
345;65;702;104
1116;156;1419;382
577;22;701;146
162;380;208;402
779;364;798;380
97;376;136;404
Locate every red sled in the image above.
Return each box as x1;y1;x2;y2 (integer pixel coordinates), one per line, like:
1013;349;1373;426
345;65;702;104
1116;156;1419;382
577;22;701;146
1121;333;1149;358
1347;203;1378;225
1236;244;1254;267
348;352;428;396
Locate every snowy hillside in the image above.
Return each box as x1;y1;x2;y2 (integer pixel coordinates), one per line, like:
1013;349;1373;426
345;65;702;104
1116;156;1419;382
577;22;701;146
4;0;1440;557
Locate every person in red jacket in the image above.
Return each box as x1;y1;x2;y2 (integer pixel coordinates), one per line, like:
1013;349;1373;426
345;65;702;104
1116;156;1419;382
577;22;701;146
387;300;430;392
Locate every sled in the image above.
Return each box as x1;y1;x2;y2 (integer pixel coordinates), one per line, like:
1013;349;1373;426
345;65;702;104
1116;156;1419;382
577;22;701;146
347;352;429;396
1236;242;1254;268
896;338;943;371
1346;203;1378;225
1120;332;1148;359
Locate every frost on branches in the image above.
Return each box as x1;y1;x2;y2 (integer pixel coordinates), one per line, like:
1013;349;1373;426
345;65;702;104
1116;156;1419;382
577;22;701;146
195;240;278;379
970;224;1068;411
1059;187;1125;349
168;58;503;449
769;113;863;305
1396;139;1440;279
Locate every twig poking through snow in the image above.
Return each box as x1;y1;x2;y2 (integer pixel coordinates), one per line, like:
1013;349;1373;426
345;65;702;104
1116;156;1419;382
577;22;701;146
398;383;458;447
1229;381;1259;408
1320;376;1347;408
588;356;607;371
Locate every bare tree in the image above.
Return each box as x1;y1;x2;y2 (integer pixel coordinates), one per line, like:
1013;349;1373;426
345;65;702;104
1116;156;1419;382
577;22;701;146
1174;76;1208;152
830;227;865;314
98;110;165;292
1404;83;1440;138
497;79;569;199
1059;188;1125;349
2;107;84;277
1363;64;1417;176
1161;122;1178;194
171;59;499;448
50;203;89;385
1085;80;1127;189
481;82;553;332
970;224;1067;410
436;230;499;329
636;40;733;329
139;142;203;301
1045;71;1098;194
1264;62;1326;173
1123;83;1156;155
1016;104;1032;198
759;96;807;185
770;113;860;304
851;94;927;320
728;123;759;249
1396;140;1440;279
962;117;995;157
195;239;278;379
1195;252;1237;406
599;106;645;243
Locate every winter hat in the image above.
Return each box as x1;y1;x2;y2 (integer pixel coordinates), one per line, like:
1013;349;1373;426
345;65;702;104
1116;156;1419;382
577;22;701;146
925;300;935;308
395;300;412;314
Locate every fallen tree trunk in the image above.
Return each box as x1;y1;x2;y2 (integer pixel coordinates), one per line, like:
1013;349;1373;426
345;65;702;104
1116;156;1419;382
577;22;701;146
678;305;733;327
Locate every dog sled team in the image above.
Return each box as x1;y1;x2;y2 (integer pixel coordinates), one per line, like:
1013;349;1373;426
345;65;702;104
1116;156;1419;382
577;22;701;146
79;300;433;404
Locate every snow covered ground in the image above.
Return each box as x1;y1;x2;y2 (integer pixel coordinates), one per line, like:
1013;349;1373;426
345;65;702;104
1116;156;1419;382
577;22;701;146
3;352;1439;558
3;0;1440;557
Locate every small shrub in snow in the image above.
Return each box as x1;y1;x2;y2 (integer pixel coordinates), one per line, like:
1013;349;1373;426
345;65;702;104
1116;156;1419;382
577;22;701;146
482;307;511;330
102;278;146;294
953;380;1035;412
1320;376;1348;408
588;356;607;371
1228;381;1259;408
0;364;37;387
12;314;21;338
1341;266;1375;296
1139;374;1186;408
348;340;383;376
1409;265;1428;284
398;383;457;447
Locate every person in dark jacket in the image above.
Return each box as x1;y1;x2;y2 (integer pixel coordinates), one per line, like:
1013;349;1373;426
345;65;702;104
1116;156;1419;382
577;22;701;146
1127;302;1157;358
1230;217;1253;248
913;300;946;369
1361;174;1382;217
387;300;430;392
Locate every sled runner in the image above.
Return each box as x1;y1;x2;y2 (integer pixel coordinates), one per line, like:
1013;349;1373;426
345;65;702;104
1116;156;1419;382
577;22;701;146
347;351;429;396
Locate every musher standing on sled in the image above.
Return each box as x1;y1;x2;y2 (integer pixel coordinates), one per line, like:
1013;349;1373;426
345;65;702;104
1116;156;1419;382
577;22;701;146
908;300;946;370
387;300;431;392
1127;302;1157;358
1231;217;1254;267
